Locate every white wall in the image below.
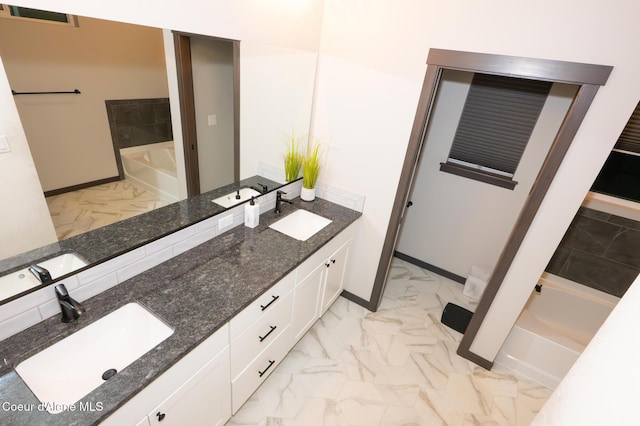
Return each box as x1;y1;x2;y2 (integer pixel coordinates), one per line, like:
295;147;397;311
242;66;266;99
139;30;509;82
239;41;317;180
0;16;169;191
191;38;235;193
4;0;324;51
396;70;577;279
0;56;58;258
313;0;640;363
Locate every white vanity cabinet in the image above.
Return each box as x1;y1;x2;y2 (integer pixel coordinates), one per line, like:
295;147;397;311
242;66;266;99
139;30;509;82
106;221;358;424
320;239;351;315
291;264;324;342
147;346;230;426
229;272;295;413
291;223;355;342
102;325;231;426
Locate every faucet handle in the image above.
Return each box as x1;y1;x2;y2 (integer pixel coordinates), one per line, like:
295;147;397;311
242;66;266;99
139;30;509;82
55;283;69;300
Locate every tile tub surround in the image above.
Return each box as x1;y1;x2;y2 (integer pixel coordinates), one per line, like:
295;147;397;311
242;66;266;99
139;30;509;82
228;258;552;425
0;198;361;425
546;207;640;297
105;98;173;150
0;176;283;292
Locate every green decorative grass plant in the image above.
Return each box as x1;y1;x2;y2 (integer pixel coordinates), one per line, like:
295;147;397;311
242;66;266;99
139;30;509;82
284;130;303;182
302;139;321;189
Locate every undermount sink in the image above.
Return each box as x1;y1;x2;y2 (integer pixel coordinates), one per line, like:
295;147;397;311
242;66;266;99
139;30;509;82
15;303;173;413
269;209;332;241
212;187;261;208
0;252;88;300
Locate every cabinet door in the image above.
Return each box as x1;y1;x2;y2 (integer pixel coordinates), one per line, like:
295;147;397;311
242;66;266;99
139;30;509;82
320;240;351;315
148;347;231;426
291;264;324;343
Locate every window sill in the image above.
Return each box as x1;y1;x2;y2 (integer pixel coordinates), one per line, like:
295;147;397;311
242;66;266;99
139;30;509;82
439;162;517;190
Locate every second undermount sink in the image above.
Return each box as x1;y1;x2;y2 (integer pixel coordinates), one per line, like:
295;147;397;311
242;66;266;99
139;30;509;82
212;187;261;208
15;303;173;413
269;209;332;241
0;252;88;300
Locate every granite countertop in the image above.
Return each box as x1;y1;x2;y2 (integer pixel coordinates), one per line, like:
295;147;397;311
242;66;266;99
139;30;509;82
0;198;361;425
0;175;283;280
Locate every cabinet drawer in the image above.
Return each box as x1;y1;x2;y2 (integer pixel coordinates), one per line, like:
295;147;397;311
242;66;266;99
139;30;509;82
231;325;292;413
230;290;292;379
230;271;295;341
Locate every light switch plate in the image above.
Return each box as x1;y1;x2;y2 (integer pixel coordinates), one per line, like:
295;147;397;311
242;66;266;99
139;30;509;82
0;135;10;153
207;115;217;126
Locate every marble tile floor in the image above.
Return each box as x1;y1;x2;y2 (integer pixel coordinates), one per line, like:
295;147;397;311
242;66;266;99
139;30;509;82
228;258;552;426
45;179;170;240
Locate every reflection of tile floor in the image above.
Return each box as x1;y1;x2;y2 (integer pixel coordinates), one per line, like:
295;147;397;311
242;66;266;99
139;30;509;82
45;180;169;240
228;258;551;425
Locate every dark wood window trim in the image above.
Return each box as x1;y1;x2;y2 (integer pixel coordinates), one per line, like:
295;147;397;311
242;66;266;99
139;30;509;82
439;161;517;190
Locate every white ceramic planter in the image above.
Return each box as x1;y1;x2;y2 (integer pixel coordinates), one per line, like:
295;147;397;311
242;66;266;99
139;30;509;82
300;187;315;201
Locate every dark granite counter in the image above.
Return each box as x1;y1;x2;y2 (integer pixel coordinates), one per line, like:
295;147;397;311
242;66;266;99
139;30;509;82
0;197;361;425
0;176;284;305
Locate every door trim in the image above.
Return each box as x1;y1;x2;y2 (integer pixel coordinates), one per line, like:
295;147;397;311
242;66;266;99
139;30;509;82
173;32;241;197
370;49;612;367
174;33;200;196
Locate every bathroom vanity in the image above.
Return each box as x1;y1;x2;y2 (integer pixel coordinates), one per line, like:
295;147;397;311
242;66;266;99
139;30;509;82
0;197;360;425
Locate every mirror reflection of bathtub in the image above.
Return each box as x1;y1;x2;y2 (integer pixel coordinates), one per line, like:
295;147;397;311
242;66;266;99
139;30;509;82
120;142;179;203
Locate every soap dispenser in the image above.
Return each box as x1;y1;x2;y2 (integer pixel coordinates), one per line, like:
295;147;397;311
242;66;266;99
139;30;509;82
244;196;259;228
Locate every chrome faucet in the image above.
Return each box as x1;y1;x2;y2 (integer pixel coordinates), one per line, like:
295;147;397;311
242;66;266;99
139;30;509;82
275;190;292;214
55;284;85;323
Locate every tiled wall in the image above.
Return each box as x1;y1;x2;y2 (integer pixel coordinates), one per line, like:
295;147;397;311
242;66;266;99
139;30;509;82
546;207;640;297
105;98;173;150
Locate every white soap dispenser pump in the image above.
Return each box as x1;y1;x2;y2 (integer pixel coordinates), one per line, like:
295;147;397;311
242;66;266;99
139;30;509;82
244;196;259;228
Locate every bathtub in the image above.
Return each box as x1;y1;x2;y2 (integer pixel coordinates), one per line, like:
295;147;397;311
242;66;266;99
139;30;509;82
495;273;619;389
582;191;640;222
120;141;179;202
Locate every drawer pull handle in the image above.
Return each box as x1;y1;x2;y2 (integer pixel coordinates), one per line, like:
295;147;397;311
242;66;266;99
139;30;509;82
259;325;277;342
258;360;275;377
156;412;166;421
260;295;279;311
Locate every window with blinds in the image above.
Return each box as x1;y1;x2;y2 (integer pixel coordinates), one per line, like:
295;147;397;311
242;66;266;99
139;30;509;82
440;73;552;189
591;101;640;203
614;101;640;154
0;5;78;26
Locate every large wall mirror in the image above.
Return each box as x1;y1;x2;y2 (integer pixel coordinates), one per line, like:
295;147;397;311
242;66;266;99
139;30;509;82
0;9;317;303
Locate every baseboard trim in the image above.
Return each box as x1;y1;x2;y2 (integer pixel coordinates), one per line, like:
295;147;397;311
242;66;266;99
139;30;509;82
393;251;466;284
44;176;121;197
340;289;376;312
456;346;494;370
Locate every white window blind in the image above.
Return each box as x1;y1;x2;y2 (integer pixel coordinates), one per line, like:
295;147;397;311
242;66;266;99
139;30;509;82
615;101;640;154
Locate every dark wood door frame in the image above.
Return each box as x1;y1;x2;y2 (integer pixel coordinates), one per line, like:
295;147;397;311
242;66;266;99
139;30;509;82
173;32;240;197
370;49;612;369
